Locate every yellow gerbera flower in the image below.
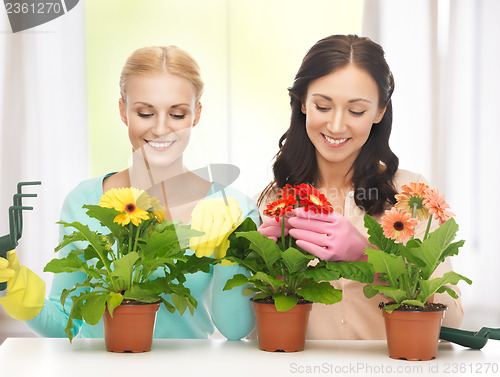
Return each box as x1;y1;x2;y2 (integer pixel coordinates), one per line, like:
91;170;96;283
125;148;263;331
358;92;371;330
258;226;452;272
149;196;166;222
99;188;152;226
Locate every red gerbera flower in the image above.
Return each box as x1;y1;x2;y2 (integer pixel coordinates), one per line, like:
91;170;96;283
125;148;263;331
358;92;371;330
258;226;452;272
263;196;297;221
278;184;296;199
295;183;333;214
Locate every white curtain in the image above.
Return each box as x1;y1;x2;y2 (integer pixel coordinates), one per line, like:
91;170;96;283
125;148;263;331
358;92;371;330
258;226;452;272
363;0;500;329
0;6;87;337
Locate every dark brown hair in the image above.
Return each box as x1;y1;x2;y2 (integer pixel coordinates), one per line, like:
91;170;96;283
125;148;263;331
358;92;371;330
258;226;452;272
259;34;398;215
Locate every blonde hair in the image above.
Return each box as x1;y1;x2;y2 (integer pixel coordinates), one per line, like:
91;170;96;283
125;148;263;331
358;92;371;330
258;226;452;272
119;45;204;104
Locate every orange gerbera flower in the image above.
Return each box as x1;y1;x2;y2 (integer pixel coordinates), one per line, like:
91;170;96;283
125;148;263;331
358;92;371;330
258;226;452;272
295;183;333;214
423;187;455;225
395;182;430;221
381;207;418;243
263;196;297;221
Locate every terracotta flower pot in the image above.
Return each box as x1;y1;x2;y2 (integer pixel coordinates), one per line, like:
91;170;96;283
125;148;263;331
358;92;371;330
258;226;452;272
383;306;447;361
103;302;160;353
253;300;312;352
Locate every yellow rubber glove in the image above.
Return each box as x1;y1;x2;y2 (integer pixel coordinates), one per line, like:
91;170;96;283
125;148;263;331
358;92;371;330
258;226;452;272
190;197;243;259
0;250;46;321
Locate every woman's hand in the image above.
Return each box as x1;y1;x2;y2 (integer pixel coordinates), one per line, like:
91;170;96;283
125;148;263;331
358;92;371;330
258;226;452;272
190;197;243;258
288;207;369;261
257;215;291;242
0;250;46;321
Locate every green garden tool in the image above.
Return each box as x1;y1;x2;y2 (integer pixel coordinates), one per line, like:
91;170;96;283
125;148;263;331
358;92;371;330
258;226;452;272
0;181;41;295
440;326;500;350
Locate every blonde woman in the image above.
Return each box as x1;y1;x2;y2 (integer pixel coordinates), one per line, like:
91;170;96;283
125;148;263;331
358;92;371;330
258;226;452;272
0;46;258;340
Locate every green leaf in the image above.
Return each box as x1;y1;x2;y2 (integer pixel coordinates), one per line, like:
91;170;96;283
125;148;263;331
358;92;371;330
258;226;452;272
419;271;472;303
54;231;88;253
168;284;197;316
81;293;108;325
438;285;459;299
441;240;465;260
82;205;127;240
273;294;298;312
302;268;341;282
364;215;403;256
253;292;271;300
325;261;374;283
371;286;408;303
236;231;281;273
363;285;379;299
364;247;406;287
299;281;343;305
123;284;161;303
110;252;139;289
160;297;176;313
106;292;123;317
249;272;283;292
401;299;425;307
382;303;401;313
403;239;427;267
223;274;249;291
282;247;310;274
242;287;258;296
56;220;110;269
418;218;460;279
171;292;188;316
44;253;86;273
233;217;258;233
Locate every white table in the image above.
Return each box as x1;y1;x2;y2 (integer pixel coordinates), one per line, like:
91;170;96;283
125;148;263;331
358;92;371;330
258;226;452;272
1;338;499;377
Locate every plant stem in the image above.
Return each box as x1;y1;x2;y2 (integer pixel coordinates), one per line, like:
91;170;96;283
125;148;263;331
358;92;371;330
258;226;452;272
128;223;133;255
281;216;286;250
132;223;141;253
423;214;433;240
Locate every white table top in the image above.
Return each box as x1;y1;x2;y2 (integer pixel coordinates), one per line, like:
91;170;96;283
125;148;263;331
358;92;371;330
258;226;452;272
1;338;499;377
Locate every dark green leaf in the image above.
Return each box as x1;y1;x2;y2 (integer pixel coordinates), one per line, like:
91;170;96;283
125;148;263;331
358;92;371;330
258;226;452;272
364;215;403;256
236;231;281;273
282;247;310;274
363;284;378;299
325;261;374;283
419;271;472;302
364;247;406;287
249;272;283;292
299;281;342;305
302;268;341;282
418;218;460;279
82;205;127;240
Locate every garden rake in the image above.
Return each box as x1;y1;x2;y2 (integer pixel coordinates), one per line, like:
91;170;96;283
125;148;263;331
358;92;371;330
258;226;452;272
0;181;41;296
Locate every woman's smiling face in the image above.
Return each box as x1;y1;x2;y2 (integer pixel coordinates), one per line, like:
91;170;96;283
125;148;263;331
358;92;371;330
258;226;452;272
301;63;386;168
120;71;201;167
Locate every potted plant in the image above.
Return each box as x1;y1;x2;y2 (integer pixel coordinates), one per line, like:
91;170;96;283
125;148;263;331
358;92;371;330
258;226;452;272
44;187;215;352
223;184;374;352
362;182;472;360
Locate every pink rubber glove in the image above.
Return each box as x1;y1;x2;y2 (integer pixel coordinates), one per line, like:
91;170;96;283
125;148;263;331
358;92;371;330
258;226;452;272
257;216;291;242
288;207;369;261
